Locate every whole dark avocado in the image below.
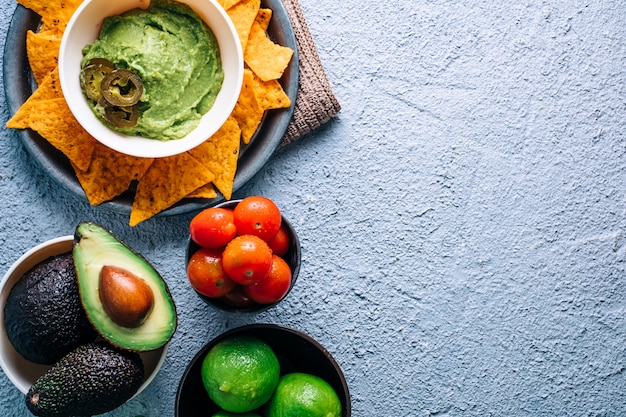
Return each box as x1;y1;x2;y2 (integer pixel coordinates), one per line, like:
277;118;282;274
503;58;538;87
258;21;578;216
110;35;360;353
3;252;97;365
25;341;144;417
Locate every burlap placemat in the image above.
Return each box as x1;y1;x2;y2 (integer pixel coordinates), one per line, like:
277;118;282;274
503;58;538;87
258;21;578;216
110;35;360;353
280;0;341;146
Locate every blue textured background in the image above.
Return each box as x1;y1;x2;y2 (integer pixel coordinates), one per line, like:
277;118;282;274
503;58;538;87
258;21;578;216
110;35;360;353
1;0;626;416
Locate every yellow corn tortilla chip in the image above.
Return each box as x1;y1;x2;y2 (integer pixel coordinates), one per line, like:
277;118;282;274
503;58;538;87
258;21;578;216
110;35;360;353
73;142;153;206
231;69;264;144
26;30;62;85
185;182;218;199
130;153;215;226
226;0;260;51
256;8;272;31
251;71;291;110
30;66;64;101
18;0;82;32
6;98;96;171
6;67;64;129
217;0;241;10
188;116;241;199
244;20;293;81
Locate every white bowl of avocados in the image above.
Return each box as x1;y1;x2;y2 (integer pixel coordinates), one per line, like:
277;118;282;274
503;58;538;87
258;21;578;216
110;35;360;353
58;0;244;158
0;225;176;415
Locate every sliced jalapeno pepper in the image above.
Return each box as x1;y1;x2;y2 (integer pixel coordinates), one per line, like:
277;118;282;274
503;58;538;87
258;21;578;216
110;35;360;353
101;69;144;107
104;104;140;129
80;58;115;102
84;58;115;70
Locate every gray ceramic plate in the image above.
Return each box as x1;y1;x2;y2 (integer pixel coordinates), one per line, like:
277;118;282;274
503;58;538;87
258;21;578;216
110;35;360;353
3;0;298;216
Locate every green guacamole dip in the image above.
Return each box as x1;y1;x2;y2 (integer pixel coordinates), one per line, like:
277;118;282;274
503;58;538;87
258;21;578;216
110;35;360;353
81;0;224;140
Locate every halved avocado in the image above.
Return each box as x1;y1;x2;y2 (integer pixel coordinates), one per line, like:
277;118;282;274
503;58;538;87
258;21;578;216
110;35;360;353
73;222;177;351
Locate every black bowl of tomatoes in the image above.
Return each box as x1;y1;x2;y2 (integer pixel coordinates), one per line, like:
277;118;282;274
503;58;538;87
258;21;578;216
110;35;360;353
186;196;301;313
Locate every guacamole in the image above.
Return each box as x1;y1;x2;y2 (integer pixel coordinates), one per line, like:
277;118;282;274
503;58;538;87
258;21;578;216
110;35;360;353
81;0;224;140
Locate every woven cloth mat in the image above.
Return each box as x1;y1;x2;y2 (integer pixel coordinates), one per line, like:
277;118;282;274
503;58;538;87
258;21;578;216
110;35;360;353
280;0;341;146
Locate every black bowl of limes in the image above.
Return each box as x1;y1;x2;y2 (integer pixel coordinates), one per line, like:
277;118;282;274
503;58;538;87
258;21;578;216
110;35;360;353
175;324;351;417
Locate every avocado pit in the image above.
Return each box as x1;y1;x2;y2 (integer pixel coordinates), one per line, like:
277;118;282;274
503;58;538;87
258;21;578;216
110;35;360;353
99;265;154;328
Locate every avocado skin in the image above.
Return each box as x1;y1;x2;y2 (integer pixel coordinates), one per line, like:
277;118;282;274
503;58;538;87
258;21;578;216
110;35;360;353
25;341;144;417
4;253;98;365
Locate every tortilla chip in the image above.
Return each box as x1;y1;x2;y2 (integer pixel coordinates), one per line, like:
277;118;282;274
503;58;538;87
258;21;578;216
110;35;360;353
6;67;64;129
17;0;83;31
226;0;260;51
256;8;272;31
188;116;241;199
31;66;64;101
6;98;96;171
217;0;241;10
251;72;291;110
244;20;293;81
130;153;215;226
6;70;63;127
17;0;82;32
185;182;218;199
74;142;153;205
231;69;264;144
26;30;62;85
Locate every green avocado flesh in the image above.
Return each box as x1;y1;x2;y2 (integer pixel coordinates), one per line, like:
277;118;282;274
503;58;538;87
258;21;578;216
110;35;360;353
26;341;144;417
73;222;177;351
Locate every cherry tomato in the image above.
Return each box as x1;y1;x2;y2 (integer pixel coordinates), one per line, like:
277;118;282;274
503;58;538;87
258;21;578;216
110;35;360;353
244;255;292;304
220;285;255;309
190;207;237;249
187;248;236;298
222;235;273;285
267;225;290;257
233;196;282;241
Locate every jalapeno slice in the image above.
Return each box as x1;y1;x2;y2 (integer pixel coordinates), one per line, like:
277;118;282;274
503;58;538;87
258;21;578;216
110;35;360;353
80;58;115;102
104;104;140;129
101;69;144;107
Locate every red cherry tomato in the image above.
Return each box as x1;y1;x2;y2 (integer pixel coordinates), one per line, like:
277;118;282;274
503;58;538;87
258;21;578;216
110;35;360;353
187;248;236;298
233;196;282;241
190;207;237;249
244;255;292;304
220;285;255;309
267;225;290;257
222;235;273;285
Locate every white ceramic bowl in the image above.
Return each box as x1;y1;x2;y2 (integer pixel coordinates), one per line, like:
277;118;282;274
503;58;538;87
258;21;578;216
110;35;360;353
58;0;243;158
0;236;168;396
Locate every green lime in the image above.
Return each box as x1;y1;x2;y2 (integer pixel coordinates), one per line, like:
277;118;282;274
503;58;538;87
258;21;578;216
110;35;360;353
201;335;280;413
212;412;261;417
265;372;342;417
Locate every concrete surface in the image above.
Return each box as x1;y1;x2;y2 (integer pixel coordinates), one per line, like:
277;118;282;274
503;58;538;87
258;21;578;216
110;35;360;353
1;0;626;416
